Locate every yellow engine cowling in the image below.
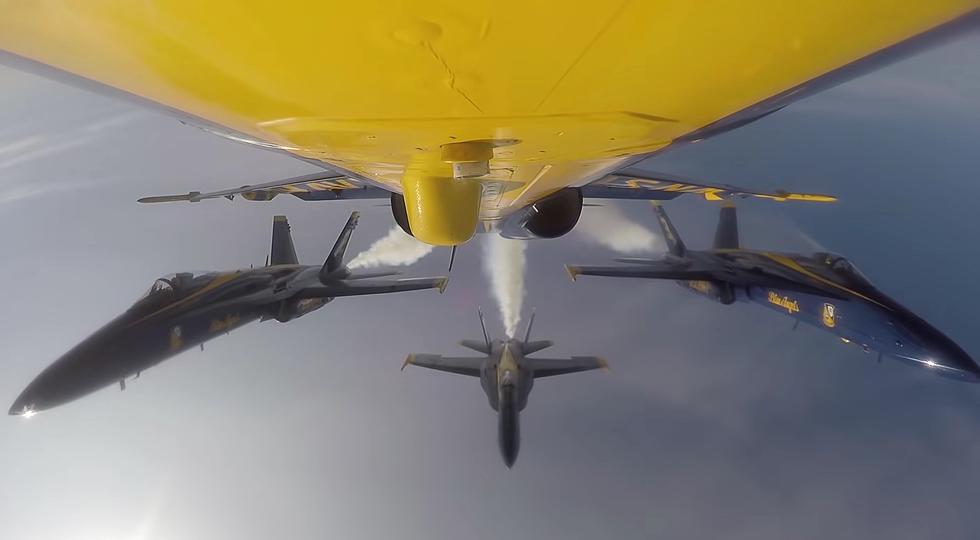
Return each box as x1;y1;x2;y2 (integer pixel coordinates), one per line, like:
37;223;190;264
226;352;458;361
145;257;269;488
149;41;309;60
400;168;482;246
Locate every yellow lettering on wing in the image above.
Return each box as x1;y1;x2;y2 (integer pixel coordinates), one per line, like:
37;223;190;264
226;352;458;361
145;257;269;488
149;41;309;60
767;290;800;314
278;184;310;193
304;179;357;191
624;178;663;189
275;179;358;193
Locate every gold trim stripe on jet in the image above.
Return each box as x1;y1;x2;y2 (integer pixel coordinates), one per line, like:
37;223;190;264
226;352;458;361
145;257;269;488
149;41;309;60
762;253;891;311
126;272;242;328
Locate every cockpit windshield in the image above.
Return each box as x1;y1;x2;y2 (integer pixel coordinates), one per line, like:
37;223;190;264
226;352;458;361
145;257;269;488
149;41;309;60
814;252;873;289
138;271;219;301
130;271;221;316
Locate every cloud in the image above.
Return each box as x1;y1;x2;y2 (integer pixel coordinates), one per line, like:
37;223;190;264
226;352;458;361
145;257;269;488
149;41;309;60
0;135;44;158
0;112;142;172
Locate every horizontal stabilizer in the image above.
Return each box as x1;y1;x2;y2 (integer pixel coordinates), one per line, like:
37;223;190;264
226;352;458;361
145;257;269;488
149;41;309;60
402;354;482;377
297;277;449;298
460;339;492;354
530;357;608;378
522;340;554;355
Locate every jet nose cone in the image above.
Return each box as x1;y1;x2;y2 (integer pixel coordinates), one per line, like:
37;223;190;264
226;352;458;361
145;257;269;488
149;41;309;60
9;388;40;417
919;340;980;382
498;412;520;468
9;327;128;416
501;447;518;469
947;351;980;382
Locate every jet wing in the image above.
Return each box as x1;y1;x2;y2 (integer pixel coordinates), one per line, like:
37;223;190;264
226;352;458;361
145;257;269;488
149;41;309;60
3;5;972;219
297;277;449;298
401;354;482;377
566;260;849;300
137;172;390;204
581;169;837;203
529;357;608;378
565;261;715;282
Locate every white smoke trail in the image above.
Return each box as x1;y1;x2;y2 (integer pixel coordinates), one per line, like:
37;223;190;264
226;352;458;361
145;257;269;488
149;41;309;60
575;205;663;254
483;235;527;338
348;226;434;269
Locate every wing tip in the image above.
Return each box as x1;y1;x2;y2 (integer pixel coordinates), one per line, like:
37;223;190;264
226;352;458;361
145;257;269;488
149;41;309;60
401;354;415;371
597;357;610;372
274;215;288;222
564;265;580;282
437;277;450;294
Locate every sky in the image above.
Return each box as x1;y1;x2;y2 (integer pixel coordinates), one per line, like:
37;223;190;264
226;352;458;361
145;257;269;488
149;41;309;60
1;29;979;540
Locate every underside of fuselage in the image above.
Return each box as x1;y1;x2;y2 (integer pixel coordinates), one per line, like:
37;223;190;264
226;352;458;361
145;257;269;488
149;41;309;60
1;4;975;244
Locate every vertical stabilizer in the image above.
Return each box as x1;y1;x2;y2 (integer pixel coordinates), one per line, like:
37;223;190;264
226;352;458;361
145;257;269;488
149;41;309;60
321;212;360;279
713;203;739;249
651;203;686;257
478;307;491;350
522;309;536;343
270;216;299;266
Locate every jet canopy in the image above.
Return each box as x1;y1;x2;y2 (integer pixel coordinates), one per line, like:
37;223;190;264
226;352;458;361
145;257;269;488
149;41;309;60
140;271;219;299
814;252;873;290
130;271;221;316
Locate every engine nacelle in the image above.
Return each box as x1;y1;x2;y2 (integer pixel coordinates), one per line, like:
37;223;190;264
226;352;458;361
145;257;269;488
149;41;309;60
273;297;329;323
499;188;583;240
680;280;736;305
391;192;413;237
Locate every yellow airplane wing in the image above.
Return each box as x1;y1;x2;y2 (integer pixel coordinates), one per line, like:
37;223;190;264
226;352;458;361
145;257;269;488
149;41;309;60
135;172;389;203
1;2;976;245
581;169;837;203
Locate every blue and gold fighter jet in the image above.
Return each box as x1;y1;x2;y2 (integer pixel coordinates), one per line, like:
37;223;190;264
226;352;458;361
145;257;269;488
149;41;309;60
566;203;979;382
10;212;449;417
402;310;607;467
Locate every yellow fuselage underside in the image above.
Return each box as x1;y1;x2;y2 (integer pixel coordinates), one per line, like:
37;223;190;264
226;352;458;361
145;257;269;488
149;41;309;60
1;1;975;243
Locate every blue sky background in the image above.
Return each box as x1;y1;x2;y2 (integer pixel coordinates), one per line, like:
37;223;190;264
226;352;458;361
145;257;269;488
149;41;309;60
0;29;978;540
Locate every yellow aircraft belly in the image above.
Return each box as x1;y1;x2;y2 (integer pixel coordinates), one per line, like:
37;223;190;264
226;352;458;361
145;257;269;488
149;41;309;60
0;1;975;243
